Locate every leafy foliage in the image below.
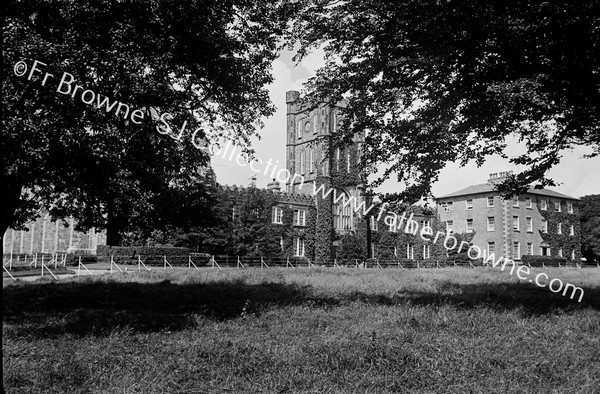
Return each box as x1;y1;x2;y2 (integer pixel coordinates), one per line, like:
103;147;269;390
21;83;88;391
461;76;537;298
2;0;294;248
291;0;599;203
579;195;600;263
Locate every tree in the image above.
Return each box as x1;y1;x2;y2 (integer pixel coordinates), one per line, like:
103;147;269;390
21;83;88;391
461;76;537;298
291;0;599;203
580;195;600;264
2;0;294;253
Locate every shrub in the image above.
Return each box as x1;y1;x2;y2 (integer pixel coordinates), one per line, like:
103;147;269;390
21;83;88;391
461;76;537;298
521;255;569;267
97;245;191;265
65;255;98;266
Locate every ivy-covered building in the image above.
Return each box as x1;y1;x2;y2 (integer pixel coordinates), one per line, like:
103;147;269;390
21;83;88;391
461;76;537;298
436;171;582;261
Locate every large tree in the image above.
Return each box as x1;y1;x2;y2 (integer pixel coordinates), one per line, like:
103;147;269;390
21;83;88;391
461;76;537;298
2;0;294;251
291;0;599;203
580;195;600;264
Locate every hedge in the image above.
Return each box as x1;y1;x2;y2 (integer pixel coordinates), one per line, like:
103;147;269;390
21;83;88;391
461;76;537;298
521;255;568;266
97;245;191;257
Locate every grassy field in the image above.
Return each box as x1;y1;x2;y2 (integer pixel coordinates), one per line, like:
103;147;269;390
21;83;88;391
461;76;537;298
3;267;600;393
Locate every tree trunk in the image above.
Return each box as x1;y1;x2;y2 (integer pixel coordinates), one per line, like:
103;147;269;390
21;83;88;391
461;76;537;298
106;201;122;246
1;181;23;259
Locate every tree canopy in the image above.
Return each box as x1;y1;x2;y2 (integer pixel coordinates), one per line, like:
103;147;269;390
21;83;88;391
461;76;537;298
2;0;294;248
580;195;600;264
291;0;599;203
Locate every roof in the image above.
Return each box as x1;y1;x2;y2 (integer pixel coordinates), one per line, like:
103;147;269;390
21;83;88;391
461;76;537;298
436;183;579;200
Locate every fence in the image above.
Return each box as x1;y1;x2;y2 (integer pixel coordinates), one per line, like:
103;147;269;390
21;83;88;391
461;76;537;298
3;252;599;279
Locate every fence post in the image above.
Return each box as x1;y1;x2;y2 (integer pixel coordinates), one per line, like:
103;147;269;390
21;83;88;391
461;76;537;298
138;255;150;271
78;256;93;276
261;257;269;269
3;265;16;280
41;259;58;280
164;255;174;270
237;256;245;269
111;255;123;272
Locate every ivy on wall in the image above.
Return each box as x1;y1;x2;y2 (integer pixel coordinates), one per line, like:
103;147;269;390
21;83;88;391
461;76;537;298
539;206;581;259
314;176;334;263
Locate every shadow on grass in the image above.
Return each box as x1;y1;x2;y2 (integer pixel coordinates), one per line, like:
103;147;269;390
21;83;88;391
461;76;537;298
3;277;599;338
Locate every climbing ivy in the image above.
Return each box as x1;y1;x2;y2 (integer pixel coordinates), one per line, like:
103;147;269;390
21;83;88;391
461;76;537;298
539;206;581;260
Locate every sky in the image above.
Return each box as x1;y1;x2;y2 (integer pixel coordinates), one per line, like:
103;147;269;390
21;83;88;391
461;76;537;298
212;49;600;199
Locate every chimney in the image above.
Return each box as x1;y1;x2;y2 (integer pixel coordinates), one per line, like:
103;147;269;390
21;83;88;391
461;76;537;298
488;171;513;184
267;178;280;191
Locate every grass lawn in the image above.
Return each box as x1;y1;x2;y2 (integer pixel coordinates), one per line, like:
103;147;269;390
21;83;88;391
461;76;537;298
3;267;600;393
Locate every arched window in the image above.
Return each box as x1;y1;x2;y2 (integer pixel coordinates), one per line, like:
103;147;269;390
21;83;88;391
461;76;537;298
333;190;353;230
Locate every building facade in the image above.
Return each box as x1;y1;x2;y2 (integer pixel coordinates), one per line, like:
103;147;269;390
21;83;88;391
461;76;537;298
2;213;107;256
436;172;581;261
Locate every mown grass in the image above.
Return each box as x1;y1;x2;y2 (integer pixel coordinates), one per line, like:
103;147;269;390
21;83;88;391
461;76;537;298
3;267;600;393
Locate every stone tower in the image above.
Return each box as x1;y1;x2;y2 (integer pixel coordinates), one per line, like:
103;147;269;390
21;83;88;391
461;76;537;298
285;90;365;262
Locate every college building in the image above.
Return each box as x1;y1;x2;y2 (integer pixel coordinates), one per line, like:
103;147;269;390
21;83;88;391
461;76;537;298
436;171;581;261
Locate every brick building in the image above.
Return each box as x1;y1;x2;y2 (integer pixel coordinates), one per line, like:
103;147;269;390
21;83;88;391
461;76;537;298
436;171;581;261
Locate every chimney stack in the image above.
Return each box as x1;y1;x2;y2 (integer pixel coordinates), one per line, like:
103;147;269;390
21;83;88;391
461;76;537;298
267;178;280;191
488;171;513;184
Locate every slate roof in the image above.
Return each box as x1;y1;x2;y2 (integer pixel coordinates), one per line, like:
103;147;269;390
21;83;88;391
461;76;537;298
436;183;579;200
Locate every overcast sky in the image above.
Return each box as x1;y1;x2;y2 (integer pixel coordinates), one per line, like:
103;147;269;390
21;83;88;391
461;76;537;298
212;49;600;199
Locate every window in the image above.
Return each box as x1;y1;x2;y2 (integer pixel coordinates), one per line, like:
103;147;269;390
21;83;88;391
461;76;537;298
557;223;562;234
540;199;547;210
466;199;473;210
527;242;533;255
333;191;353;229
294;237;305;257
309;149;314;173
293;209;306;226
313;114;318;134
513;216;520;231
423;244;430;259
297;120;302;139
300;150;305;174
335;147;340;171
558;247;563;257
406;244;414;260
333;111;337;132
526;197;532;208
487;217;495;232
442;202;453;212
388;218;397;233
346;149;350;172
405;221;417;234
513;196;519;207
487;242;495;256
272;207;283;224
567;202;573;214
420;220;432;234
541;218;548;233
369;216;378;231
446;220;454;234
555;201;561;212
513;241;521;260
569;225;574;236
487;196;494;207
526;217;533;232
466;219;474;233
